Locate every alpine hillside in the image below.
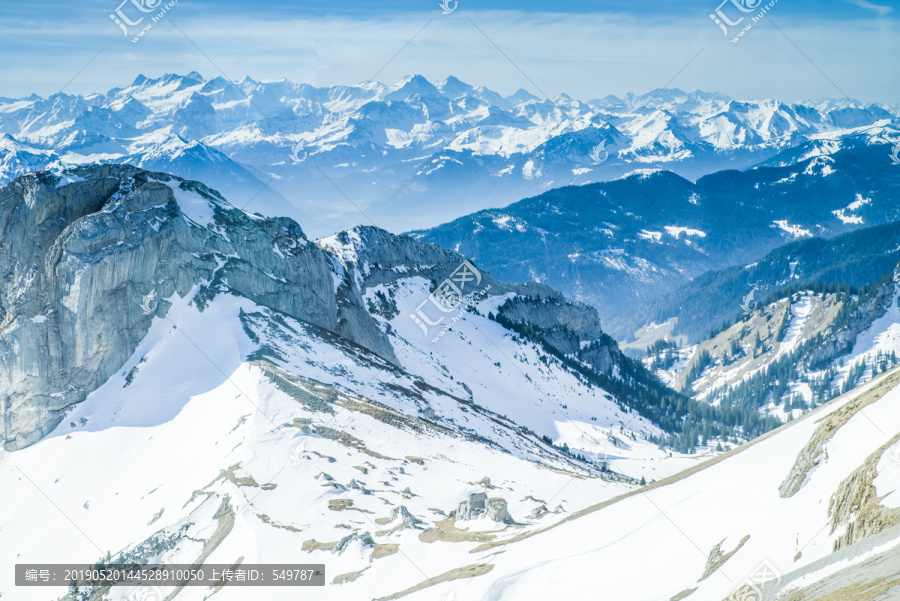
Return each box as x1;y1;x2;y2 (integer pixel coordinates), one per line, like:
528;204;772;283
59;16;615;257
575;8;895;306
415;132;900;331
0;164;777;600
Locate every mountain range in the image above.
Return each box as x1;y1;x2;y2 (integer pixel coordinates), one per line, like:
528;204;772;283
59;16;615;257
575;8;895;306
0;164;743;599
1;72;898;236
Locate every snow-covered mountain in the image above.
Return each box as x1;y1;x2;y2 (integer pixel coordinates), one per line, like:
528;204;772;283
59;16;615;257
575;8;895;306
649;270;900;416
634;215;900;347
0;164;741;598
1;73;897;236
2;167;900;600
437;367;900;600
1;164;675;450
2;161;900;600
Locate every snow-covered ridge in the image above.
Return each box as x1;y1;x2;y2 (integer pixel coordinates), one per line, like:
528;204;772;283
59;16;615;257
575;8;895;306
654;279;900;424
4;281;900;599
0;165;719;600
1;164;674;460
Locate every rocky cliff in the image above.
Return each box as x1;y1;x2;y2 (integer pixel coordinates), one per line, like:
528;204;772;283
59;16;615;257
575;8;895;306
0;164;641;451
1;165;387;449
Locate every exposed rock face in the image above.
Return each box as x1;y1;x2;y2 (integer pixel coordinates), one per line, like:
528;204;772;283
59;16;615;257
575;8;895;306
335;531;375;554
475;476;494;489
578;343;616;375
0;165;390;449
828;433;900;551
699;534;749;581
348;479;372;495
456;492;488;521
493;294;635;380
779;371;900;498
484;497;513;524
807;273;897;367
387;505;424;531
0;165;638;451
316;225;561;309
495;295;604;354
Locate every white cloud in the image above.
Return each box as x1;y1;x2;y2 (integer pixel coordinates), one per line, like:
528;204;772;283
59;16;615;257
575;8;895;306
847;0;893;17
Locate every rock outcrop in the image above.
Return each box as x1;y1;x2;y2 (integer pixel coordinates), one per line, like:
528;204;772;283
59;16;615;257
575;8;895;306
455;492;514;524
828;434;900;551
779;371;900;498
456;492;489;521
495;294;605;354
384;505;424;532
0;166;390;449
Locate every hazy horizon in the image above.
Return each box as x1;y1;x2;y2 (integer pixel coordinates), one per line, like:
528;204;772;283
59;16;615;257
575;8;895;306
2;1;899;103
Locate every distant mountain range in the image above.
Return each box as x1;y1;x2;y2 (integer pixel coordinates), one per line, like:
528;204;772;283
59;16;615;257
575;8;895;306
1;72;898;236
415;131;900;336
636;218;900;345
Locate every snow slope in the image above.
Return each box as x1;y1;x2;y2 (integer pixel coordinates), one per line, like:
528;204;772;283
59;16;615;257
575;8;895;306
0;287;688;601
10;286;898;600
0;168;898;601
415;368;900;601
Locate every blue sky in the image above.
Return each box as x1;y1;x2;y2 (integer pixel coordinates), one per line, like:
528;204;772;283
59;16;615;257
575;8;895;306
1;0;898;102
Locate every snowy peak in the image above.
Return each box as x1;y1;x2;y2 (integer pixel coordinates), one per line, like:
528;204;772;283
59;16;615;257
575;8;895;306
437;75;475;98
508;87;540;105
386;74;444;101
